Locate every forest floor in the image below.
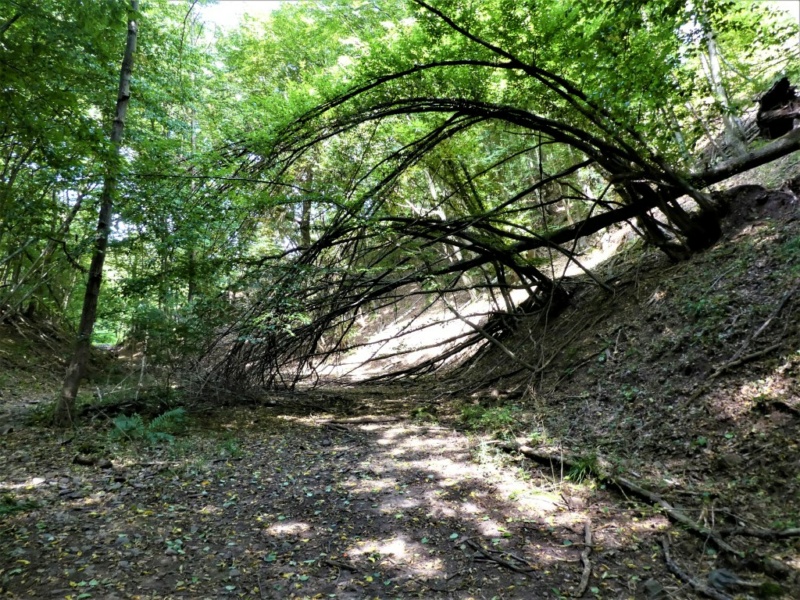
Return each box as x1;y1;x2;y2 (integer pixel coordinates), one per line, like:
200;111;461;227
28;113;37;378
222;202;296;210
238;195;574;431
1;179;800;599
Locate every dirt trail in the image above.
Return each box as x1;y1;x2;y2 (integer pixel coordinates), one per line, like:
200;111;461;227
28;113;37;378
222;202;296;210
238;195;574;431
1;403;687;600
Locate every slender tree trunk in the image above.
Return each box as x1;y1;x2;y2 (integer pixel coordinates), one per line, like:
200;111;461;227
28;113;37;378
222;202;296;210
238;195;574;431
0;191;85;316
187;103;198;303
54;1;138;427
300;199;312;248
187;248;197;303
701;28;747;156
299;163;313;248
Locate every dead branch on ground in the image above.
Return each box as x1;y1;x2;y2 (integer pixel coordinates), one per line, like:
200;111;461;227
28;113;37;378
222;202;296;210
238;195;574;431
713;283;797;375
574;520;593;598
660;537;733;600
459;538;535;575
499;443;741;556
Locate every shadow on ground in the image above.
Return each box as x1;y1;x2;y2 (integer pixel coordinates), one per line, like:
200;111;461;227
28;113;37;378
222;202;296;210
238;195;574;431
0;406;678;599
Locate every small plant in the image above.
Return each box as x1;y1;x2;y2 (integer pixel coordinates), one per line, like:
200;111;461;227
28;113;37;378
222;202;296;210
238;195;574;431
682;294;727;323
109;407;188;444
528;430;546;445
777;234;800;272
410;405;437;422
218;434;243;459
0;493;37;517
460;404;521;437
149;408;188;434
567;453;599;484
165;538;185;555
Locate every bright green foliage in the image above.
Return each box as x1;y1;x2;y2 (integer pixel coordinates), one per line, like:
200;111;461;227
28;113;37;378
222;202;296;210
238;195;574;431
203;1;800;388
567;453;599;484
109;407;188;443
2;0;798;391
0;0;128;317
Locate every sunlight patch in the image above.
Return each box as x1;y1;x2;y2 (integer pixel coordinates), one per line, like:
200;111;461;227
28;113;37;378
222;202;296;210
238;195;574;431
347;536;445;576
266;521;311;536
0;476;46;491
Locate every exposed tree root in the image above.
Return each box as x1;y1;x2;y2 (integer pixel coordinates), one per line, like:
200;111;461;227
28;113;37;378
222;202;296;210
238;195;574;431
691;283;797;399
708;343;783;380
660;537;733;600
500;443;800;588
328;416;401;425
717;526;800;540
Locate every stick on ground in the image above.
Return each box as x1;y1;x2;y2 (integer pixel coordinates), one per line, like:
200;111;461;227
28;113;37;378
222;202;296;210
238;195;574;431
574;520;593;597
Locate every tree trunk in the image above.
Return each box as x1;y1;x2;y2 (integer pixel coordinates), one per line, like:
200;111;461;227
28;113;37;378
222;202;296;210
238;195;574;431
701;28;747;156
299;162;314;249
54;1;138;427
300;199;312;248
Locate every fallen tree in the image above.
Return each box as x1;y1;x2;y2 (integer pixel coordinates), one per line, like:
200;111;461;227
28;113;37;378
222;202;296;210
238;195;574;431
205;0;800;391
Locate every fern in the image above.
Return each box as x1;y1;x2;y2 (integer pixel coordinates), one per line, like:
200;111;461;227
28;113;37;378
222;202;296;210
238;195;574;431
110;413;145;441
109;408;187;444
149;408;187;434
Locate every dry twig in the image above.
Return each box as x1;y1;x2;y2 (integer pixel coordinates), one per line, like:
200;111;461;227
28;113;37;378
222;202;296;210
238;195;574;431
717;526;800;539
574;520;593;597
324;559;360;572
461;538;535;575
708;284;797;381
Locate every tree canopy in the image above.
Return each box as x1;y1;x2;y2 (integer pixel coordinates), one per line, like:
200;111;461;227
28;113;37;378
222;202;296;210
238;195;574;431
1;0;798;399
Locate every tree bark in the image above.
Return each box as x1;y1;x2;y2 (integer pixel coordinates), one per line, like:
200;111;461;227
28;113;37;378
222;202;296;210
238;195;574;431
701;27;747;155
693;126;800;187
54;1;139;427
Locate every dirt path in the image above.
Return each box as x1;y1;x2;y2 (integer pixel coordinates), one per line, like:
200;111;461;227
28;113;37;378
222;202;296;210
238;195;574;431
0;404;692;599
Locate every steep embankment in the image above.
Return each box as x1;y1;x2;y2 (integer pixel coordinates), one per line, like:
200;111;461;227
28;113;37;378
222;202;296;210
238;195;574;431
428;179;800;596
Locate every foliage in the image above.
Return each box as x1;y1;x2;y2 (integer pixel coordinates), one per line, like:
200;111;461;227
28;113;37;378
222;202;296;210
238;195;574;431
460;404;520;436
2;0;798;397
203;0;799;389
217;433;243;459
567;453;599;484
109;407;188;444
0;493;38;517
410;405;438;422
